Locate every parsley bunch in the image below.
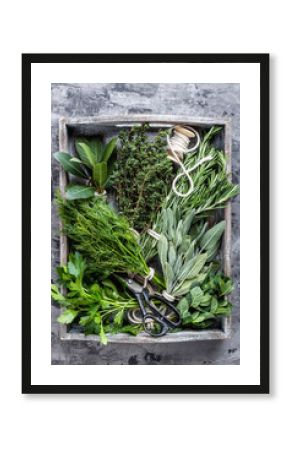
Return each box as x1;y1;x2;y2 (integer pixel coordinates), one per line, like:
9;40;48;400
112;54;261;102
51;253;141;344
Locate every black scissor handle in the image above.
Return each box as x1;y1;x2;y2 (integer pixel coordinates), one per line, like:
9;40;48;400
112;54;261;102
144;291;182;328
143;314;169;337
135;292;170;337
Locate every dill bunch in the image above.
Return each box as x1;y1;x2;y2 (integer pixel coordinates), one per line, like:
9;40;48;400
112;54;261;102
56;194;150;278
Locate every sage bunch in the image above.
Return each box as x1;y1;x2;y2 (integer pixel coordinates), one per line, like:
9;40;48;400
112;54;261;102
157;207;226;299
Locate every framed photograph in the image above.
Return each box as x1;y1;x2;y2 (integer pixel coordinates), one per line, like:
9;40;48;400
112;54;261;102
22;53;269;394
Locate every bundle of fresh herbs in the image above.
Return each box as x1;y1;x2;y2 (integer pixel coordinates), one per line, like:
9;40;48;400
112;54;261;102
54;136;117;199
111;124;174;232
177;268;233;329
51;252;141;344
52;122;238;342
156;207;226;299
141;126;239;261
56;194;152;279
165;126;239;215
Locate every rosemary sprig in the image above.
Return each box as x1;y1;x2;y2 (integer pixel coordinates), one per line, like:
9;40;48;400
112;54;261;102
166;126;239;215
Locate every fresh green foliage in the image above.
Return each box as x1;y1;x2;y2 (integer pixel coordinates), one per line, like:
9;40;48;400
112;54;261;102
166;126;239;215
53;136;117;199
156;207;226;299
111;124;174;232
65;184;96;200
52;125;238;338
56;194;152;280
199;220;226;261
51;253;141;344
177;269;233;328
53;152;87;178
141;126;238;260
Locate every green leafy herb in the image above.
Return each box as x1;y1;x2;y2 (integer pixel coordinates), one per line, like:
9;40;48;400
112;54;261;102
111;124;174;232
56;194;155;282
53;136;117;198
141;126;239;261
178;269;234;329
166;126;239;216
52;253;140;344
154;207;226;299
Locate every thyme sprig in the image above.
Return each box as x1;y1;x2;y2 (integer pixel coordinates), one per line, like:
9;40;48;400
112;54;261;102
111;124;174;232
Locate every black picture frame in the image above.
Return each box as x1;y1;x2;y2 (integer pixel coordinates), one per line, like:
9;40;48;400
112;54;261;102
22;53;269;394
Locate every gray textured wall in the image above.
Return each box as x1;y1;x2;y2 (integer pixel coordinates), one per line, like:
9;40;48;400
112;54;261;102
51;83;240;365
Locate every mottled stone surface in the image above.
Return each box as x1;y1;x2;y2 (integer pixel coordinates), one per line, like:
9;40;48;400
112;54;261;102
51;83;240;365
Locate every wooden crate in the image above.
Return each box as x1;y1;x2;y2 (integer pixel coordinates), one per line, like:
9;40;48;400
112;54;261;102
57;115;232;343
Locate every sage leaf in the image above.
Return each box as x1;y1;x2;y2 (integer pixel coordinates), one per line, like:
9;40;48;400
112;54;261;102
173;254;183;275
173;279;195;297
182;210;195;235
166;208;174;240
161;209;168;235
164;261;174;291
179;235;191;253
157;234;168;274
185;253;208;279
183;239;196;264
168;243;176;266
200;220;225;255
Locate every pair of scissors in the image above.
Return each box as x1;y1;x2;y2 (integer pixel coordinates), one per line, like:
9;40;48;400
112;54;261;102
116;276;181;337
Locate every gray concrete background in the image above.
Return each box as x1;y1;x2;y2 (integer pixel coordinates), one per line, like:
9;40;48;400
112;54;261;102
51;83;240;365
